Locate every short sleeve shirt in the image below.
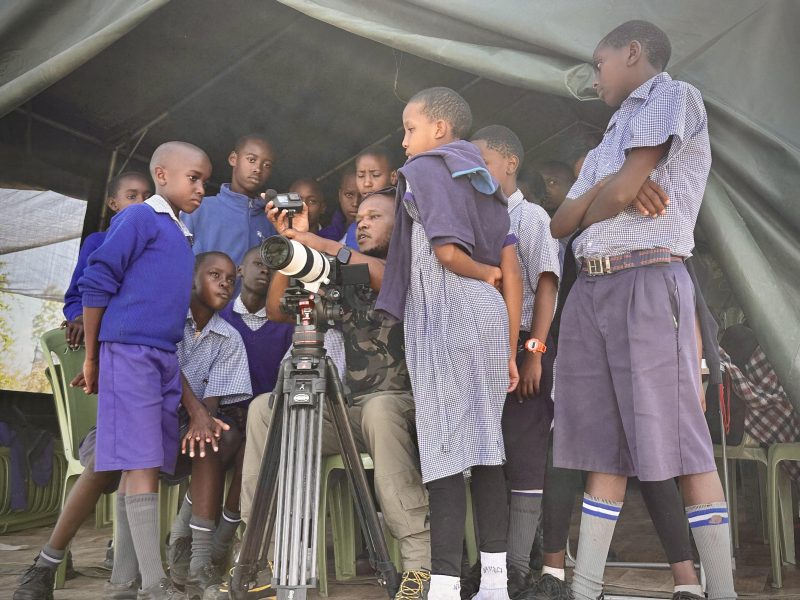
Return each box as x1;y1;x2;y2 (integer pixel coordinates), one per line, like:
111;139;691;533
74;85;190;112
178;312;252;406
507;190;561;331
570;73;711;261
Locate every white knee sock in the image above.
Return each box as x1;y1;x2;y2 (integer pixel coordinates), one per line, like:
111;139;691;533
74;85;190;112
428;574;461;600
472;551;511;600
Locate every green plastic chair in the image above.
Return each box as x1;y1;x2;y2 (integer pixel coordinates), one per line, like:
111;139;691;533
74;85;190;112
714;435;794;589
316;453;477;597
767;442;800;589
40;328;185;582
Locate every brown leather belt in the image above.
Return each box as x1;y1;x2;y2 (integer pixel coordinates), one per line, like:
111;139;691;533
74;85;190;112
581;248;684;276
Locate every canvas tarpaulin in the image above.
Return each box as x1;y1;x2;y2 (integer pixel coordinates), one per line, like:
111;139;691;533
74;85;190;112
0;0;797;406
274;0;800;409
0;0;168;119
0;189;86;301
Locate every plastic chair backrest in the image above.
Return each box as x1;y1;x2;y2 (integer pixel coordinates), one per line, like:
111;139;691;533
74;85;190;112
40;328;98;461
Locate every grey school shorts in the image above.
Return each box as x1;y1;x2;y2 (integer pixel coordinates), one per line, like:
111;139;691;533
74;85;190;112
553;262;716;481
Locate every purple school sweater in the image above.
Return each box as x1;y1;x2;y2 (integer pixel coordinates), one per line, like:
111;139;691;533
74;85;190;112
219;302;293;400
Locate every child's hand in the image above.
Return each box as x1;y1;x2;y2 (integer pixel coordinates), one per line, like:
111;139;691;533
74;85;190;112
62;317;85;349
633;179;669;217
264;198;310;234
70;357;98;394
507;358;519;393
515;353;542;401
182;410;230;458
482;266;503;290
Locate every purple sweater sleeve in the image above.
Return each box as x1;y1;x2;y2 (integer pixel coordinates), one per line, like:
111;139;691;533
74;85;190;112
406;158;476;254
63;232;105;321
78;205;154;308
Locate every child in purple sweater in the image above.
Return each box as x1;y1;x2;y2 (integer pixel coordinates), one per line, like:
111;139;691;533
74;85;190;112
75;141;212;600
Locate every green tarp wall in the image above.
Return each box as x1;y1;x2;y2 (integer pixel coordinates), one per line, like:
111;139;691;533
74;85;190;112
1;0;798;406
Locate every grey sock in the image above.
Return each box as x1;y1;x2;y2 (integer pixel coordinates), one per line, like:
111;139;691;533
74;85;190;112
170;492;193;542
35;544;65;570
189;515;216;572
211;508;241;564
571;494;622;600
687;503;736;600
125;493;166;589
110;493;140;584
506;491;543;574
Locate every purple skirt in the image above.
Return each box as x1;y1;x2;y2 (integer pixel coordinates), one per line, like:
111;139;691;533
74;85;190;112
95;342;181;474
553;262;715;481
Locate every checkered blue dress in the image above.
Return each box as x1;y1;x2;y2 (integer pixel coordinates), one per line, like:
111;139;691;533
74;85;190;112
403;197;509;483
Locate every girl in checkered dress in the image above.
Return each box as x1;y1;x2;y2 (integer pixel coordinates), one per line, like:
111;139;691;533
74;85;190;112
377;87;522;600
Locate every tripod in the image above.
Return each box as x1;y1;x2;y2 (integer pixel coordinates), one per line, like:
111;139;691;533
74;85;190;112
229;291;400;600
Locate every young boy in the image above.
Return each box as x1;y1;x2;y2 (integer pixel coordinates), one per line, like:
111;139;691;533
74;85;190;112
75;141;213;600
181;134;276;265
335;166;361;248
165;252;252;600
536;161;575;217
62;171;152;348
287;177;343;241
377;87;523;600
470;125;560;599
550;21;735;600
186;245;293;598
345;146;397;248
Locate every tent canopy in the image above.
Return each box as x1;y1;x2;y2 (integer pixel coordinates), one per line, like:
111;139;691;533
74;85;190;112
1;0;798;405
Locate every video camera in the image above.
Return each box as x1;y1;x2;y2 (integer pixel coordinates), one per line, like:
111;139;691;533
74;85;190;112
260;235;371;327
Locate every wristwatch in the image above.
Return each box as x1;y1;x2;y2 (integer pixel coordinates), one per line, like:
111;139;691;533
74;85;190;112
336;245;352;265
524;337;547;353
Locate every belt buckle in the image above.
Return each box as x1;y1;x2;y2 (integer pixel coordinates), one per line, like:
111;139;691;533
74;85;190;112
586;256;612;276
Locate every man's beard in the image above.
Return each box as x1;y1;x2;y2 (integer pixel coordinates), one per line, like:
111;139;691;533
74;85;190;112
361;240;389;259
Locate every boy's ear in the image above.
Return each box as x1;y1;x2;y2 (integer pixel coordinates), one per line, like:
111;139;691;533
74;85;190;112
236;265;243;278
228;150;238;168
506;155;520;176
433;118;449;140
627;40;643;66
107;197;119;212
390;170;398;185
153;165;168;186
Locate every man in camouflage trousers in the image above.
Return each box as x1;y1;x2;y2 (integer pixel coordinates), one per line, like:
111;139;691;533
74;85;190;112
239;190;431;599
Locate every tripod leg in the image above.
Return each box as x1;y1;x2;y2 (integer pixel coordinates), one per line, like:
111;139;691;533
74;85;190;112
230;363;287;600
324;357;400;598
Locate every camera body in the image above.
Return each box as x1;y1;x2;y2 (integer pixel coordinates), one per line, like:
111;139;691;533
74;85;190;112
274;192;304;215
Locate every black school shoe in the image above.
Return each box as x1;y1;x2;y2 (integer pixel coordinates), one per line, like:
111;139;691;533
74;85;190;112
524;573;573;600
507;564;535;599
185;563;223;600
672;592;705;600
13;563;55;600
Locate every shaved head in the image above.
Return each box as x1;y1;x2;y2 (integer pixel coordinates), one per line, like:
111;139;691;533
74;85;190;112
149;141;210;178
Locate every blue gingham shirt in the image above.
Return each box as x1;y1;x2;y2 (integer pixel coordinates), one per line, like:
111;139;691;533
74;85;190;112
570;72;711;261
507;190;561;331
178;311;252;406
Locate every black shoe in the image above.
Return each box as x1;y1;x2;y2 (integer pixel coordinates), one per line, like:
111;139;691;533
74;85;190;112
168;536;192;587
13;563;55;600
460;560;481;599
394;569;431;599
185;563;223;600
525;573;573;600
672;592;704;600
507;564;533;599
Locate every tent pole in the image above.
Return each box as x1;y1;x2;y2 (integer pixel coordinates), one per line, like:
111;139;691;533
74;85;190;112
98;149;119;231
11;108;150;164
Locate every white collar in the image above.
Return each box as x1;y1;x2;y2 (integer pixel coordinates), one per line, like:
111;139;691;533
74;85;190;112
507;188;525;212
233;295;266;318
145;195;193;239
